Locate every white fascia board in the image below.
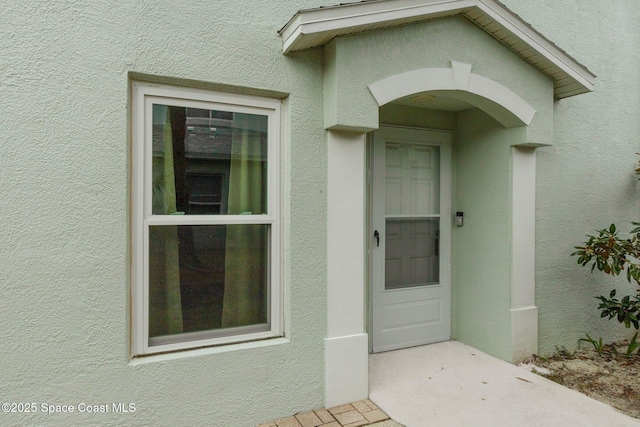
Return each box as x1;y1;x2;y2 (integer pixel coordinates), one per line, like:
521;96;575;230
279;0;595;98
281;0;475;54
280;14;303;53
477;0;595;93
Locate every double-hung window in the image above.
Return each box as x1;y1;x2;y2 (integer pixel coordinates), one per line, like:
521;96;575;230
131;82;281;355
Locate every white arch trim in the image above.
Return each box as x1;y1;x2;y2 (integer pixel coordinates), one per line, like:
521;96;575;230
368;61;536;128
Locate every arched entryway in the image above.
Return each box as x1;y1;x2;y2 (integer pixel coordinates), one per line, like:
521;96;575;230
324;63;541;407
365;64;538;361
280;0;595;409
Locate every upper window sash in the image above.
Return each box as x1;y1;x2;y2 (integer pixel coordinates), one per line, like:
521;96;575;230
141;94;280;220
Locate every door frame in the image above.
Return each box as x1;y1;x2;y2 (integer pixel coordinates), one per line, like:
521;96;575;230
368;125;453;353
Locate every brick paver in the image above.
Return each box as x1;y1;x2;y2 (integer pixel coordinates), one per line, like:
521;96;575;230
328;404;355;415
314;409;336;423
258;400;391;427
275;416;302;427
334;410;365;425
296;411;323;427
363;409;389;423
363;400;379;411
351;401;371;414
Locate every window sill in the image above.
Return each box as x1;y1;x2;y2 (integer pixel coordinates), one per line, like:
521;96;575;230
128;337;289;366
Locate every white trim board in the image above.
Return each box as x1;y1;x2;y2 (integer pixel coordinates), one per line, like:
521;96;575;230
279;0;595;99
368;62;536;128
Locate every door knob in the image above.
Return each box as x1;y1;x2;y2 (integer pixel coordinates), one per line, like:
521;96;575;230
374;230;380;247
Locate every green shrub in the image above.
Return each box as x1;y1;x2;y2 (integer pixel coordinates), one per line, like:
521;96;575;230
572;223;640;330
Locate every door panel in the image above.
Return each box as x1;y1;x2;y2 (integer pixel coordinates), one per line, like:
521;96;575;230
385;218;439;289
371;127;451;353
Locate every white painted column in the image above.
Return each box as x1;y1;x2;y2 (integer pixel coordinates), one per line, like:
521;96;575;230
510;146;538;362
325;130;368;407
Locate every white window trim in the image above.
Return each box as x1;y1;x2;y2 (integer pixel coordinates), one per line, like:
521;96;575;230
131;82;282;356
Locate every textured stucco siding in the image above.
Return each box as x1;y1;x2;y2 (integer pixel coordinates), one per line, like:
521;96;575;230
1;0;640;425
0;1;339;426
500;0;640;355
452;109;524;361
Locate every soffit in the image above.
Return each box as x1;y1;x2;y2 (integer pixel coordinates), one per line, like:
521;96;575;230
279;0;595;99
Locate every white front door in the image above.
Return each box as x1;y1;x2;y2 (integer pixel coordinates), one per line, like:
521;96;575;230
371;126;452;353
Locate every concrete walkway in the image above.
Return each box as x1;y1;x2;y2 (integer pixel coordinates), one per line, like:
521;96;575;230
369;340;640;427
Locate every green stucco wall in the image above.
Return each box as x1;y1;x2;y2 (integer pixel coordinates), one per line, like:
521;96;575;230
501;0;640;355
380;104;456;132
1;0;640;425
452;109;527;361
0;1;340;426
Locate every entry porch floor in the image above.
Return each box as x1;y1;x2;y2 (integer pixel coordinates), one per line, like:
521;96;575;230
369;340;639;426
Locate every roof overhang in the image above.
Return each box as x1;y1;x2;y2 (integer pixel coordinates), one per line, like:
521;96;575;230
279;0;595;99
